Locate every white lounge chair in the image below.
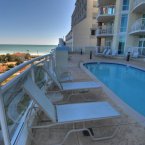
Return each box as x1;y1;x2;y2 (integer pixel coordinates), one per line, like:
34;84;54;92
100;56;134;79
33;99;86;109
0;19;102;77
95;47;108;56
42;67;101;91
132;51;139;58
46;68;101;102
24;77;120;145
57;68;73;82
104;49;111;56
102;48;108;55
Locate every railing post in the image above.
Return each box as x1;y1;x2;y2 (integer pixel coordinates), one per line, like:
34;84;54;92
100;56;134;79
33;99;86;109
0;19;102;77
44;56;49;82
0;88;11;145
31;63;35;82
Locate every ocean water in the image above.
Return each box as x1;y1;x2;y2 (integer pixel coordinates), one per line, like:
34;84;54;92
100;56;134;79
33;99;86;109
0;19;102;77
0;44;56;55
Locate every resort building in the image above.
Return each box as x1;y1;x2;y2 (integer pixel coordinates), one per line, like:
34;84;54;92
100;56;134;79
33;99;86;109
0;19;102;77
65;0;98;52
65;30;73;51
96;0;145;56
66;0;145;57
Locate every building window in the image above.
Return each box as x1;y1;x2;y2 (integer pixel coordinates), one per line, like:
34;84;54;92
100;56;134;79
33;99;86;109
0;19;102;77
118;35;126;54
120;14;128;32
91;30;96;36
122;0;129;11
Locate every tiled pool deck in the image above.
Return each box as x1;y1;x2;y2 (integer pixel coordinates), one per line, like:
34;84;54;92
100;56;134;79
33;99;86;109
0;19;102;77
30;54;145;145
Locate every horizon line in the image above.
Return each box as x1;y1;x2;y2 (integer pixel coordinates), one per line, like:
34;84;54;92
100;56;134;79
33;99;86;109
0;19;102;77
0;43;57;46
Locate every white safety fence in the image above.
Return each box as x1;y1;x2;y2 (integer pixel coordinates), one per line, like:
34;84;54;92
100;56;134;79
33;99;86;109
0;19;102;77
126;47;145;57
133;0;145;9
0;50;55;145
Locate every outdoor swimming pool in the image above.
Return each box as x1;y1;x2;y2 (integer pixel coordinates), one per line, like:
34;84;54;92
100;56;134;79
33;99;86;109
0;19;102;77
85;62;145;117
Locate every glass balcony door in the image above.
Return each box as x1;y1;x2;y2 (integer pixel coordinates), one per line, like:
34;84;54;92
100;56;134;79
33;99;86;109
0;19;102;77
105;40;112;49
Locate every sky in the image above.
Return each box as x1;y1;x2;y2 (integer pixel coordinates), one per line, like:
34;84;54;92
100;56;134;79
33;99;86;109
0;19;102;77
0;0;75;45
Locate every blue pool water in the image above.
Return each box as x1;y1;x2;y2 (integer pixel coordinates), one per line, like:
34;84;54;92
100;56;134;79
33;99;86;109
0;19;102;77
85;62;145;116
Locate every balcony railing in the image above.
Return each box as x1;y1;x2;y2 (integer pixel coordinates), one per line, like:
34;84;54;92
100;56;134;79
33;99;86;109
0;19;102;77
66;35;72;41
131;18;145;33
0;50;55;145
98;5;115;16
133;0;145;10
96;26;114;36
127;47;145;56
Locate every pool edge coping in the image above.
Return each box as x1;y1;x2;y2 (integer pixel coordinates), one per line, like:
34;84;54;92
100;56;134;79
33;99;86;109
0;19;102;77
80;60;145;127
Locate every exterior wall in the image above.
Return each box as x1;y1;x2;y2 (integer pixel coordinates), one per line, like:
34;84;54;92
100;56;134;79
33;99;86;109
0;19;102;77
66;0;98;52
72;0;98;52
67;0;145;55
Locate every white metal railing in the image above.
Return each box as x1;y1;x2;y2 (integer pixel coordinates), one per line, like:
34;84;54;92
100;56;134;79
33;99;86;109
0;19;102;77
0;50;55;145
133;0;145;10
96;25;114;36
81;47;97;54
131;18;145;33
127;47;145;56
65;34;72;41
98;5;115;16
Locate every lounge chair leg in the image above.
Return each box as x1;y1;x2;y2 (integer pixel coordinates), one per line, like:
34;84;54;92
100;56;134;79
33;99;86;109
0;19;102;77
54;126;119;145
55;128;88;145
86;127;119;141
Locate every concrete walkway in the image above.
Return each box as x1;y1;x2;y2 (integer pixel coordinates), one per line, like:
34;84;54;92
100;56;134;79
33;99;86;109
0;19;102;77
31;53;145;145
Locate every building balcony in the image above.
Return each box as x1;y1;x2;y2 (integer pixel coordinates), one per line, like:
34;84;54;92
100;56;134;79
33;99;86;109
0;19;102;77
132;0;145;13
66;35;72;41
130;18;145;35
97;0;116;7
97;5;116;22
65;31;72;41
96;26;114;37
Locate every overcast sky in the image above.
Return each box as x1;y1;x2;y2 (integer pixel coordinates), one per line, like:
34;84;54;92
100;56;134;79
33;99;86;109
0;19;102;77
0;0;75;45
